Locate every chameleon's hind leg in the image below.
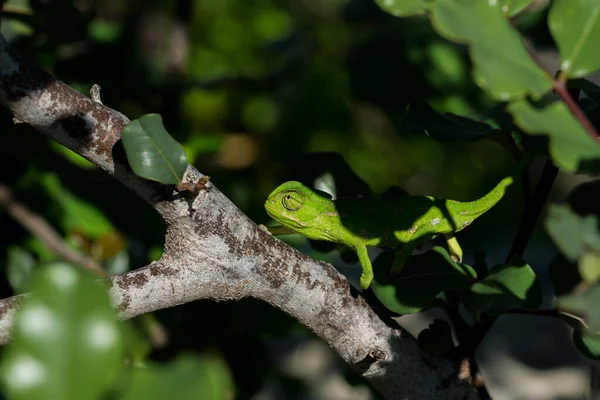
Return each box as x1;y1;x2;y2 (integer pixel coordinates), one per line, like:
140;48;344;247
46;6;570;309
355;243;374;290
445;233;463;263
390;241;417;276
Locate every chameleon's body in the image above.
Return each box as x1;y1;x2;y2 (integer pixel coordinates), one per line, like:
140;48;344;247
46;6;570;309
265;171;518;290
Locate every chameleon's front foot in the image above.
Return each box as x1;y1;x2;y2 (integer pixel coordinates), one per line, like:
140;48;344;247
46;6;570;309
258;224;272;235
445;233;463;263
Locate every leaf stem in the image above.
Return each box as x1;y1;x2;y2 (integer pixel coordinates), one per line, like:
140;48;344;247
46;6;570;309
553;79;600;142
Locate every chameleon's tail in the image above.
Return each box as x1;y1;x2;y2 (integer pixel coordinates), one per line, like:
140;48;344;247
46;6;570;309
449;155;531;220
460;175;516;216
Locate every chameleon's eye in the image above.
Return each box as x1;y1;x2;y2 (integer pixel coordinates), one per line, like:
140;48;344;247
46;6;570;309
282;191;303;211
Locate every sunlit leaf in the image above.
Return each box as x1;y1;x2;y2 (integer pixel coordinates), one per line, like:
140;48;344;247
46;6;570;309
122;354;234;400
500;0;533;17
252;8;294;41
508;100;600;174
545;205;600;262
375;0;429;17
0;263;123;400
463;255;542;320
580;252;600;283
50;142;95;170
556;285;600;332
573;324;600;360
430;0;552;100
372;247;477;315
121;114;188;185
549;0;600;79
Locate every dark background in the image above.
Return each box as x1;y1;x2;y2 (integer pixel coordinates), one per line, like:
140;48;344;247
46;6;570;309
1;1;591;398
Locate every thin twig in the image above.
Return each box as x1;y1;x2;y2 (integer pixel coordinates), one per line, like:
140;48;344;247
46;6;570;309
553;79;600;142
505;157;558;263
0;183;171;346
504;308;562;318
0;183;106;276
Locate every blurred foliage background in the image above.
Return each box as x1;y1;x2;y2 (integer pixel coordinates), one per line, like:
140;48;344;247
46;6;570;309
0;0;588;398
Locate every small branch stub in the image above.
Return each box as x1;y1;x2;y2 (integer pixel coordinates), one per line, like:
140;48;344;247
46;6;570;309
176;176;211;194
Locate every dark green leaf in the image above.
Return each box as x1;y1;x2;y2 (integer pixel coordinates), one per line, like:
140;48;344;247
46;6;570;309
375;0;429;17
122;354;234;400
430;0;552;100
372;247;477;315
121;114;188;185
463;255;542;320
6;246;36;294
548;0;600;79
403;99;495;141
42;173;114;238
417;319;456;357
545;205;600;262
508;100;600;174
0;263;123;400
556;285;600;332
573;324;600;360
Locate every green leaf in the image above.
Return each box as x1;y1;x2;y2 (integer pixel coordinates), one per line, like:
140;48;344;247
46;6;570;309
50;142;95;170
0;263;124;400
430;0;552;100
463;255;542;320
501;0;533;17
121;114;188;185
556;285;600;332
548;0;600;79
417;319;456;357
42;173;113;238
6;246;36;294
372;247;477;315
252;8;294;42
579;252;600;283
508;100;600;174
122;354;234;400
374;0;429;17
243;96;279;133
545;205;600;262
573;324;600;360
403;99;495;141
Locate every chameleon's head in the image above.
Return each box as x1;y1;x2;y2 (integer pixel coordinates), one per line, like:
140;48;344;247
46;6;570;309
265;181;332;232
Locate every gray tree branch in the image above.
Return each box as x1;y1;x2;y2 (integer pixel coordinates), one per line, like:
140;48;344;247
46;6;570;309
0;34;478;400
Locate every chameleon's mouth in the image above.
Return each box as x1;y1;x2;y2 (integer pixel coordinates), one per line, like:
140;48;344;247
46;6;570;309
264;198;284;222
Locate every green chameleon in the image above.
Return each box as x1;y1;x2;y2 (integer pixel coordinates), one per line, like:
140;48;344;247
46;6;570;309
264;159;528;290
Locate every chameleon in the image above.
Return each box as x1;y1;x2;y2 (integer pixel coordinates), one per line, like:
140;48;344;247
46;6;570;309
264;159;528;290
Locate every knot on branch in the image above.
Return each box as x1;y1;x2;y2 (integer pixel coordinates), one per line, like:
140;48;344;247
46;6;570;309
353;346;390;374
